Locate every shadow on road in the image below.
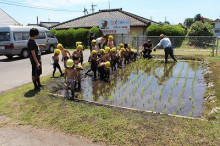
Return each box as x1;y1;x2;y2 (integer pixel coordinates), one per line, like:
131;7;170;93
24;89;39;98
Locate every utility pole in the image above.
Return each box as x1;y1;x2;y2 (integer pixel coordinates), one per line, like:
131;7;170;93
150;16;152;20
83;7;88;15
91;2;97;13
165;16;166;22
37;16;38;25
108;0;110;9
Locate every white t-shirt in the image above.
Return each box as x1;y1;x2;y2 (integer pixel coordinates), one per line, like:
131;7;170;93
156;37;172;48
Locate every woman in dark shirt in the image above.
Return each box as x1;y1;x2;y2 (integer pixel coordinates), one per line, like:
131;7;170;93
27;28;46;90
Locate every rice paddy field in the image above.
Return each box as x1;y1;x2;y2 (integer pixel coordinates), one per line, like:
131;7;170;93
59;59;207;117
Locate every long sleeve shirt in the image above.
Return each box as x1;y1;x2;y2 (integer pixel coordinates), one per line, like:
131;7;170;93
155;37;172;49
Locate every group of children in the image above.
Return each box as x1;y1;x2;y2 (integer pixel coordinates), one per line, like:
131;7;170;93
51;42;83;100
51;35;137;100
86;35;137;82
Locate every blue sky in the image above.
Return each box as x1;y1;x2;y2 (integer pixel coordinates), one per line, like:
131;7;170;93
0;0;219;25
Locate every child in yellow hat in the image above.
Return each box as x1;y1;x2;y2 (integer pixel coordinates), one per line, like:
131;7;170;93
107;35;114;49
98;61;111;82
72;44;84;66
52;49;63;78
64;59;77;100
57;43;71;68
110;47;117;71
72;55;83;91
86;50;98;81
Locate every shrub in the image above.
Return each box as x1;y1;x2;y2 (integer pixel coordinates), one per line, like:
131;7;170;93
50;29;57;35
146;24;186;47
89;27;103;38
187;21;214;47
74;28;89;47
55;30;66;47
65;28;75;48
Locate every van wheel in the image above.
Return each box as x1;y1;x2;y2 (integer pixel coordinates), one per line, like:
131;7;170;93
6;55;13;59
21;49;29;58
49;46;54;53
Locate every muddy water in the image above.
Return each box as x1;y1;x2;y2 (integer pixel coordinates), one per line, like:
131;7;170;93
59;59;206;117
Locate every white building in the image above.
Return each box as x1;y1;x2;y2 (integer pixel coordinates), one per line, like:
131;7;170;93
214;19;220;36
0;8;20;26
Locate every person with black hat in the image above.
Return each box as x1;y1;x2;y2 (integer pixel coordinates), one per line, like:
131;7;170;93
142;39;153;59
153;34;177;63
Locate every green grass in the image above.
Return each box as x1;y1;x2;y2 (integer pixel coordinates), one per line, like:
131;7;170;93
151;49;212;59
0;57;220;145
203;58;220;120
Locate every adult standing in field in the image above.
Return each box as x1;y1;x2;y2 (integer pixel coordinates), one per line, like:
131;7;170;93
96;34;107;50
27;28;46;90
89;32;95;52
153;34;177;63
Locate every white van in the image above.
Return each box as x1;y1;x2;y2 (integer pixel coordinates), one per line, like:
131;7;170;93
0;26;58;59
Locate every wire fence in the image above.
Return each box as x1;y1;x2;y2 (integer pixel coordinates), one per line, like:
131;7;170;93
114;35;218;56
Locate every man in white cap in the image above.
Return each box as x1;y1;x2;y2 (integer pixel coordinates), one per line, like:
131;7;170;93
153;34;177;63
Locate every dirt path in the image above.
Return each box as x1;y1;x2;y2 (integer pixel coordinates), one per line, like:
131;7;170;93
0;116;102;146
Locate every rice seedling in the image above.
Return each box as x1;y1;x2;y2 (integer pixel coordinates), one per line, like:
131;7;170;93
189;96;192;100
163;108;167;113
151;107;154;112
173;111;176;115
142;100;145;107
188;111;193;117
179;102;184;109
154;99;157;108
119;98;123;105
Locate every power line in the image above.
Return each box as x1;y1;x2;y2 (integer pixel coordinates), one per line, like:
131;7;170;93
0;0;82;12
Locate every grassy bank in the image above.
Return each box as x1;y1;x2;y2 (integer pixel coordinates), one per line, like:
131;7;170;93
0;58;219;145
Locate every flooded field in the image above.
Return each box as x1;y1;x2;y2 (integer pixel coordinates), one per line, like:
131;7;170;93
58;59;207;117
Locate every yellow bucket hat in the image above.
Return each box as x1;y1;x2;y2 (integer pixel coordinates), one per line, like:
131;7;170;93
76;42;82;47
91;50;98;56
54;49;61;55
57;43;63;50
111;47;116;52
76;45;83;51
66;59;74;68
105;61;111;69
91;39;96;43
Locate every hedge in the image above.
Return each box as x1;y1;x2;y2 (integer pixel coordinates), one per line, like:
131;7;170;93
51;27;103;48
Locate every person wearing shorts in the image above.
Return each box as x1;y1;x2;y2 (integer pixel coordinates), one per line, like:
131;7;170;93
27;28;46;90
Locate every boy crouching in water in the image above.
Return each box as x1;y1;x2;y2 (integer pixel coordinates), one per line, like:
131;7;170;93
52;49;64;77
64;59;76;100
98;61;111;82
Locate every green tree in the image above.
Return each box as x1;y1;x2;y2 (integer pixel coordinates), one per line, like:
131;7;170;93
187;21;214;36
89;27;103;38
187;21;214;47
184;18;194;28
194;14;201;21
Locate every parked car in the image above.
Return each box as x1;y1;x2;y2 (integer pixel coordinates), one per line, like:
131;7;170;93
0;26;58;59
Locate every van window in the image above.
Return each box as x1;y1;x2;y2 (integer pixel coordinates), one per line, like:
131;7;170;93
14;32;29;41
37;32;46;39
0;32;10;41
46;31;55;38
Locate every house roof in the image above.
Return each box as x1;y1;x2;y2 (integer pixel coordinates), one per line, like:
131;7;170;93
0;8;20;26
52;8;159;30
40;22;60;29
214;19;220;22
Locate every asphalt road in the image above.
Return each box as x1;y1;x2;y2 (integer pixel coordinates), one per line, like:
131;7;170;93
0;50;90;93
